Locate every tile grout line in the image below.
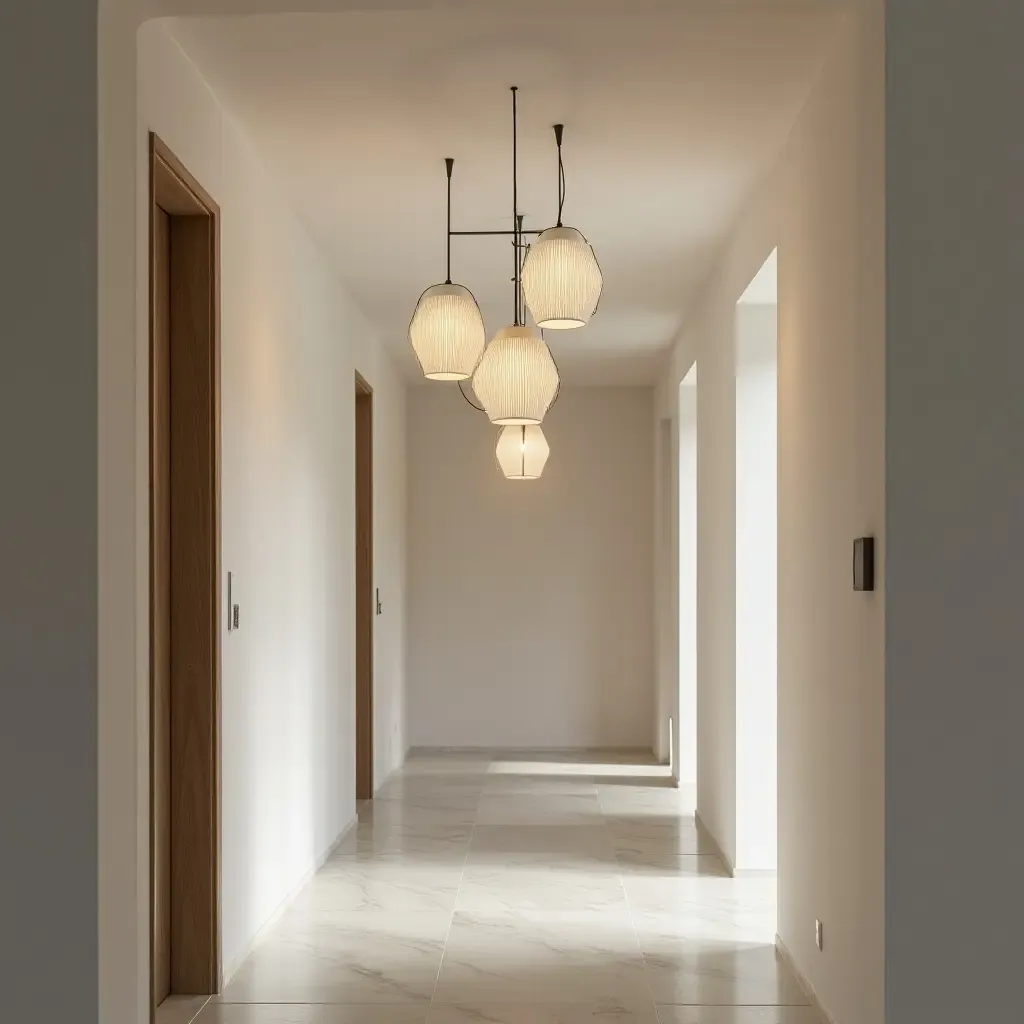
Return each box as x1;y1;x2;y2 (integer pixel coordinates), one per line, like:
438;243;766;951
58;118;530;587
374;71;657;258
604;791;662;1023
425;766;482;1017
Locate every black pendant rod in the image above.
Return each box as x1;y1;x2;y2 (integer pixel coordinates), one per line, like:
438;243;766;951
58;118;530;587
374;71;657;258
444;157;454;284
511;86;520;326
516;214;525;325
449;229;542;237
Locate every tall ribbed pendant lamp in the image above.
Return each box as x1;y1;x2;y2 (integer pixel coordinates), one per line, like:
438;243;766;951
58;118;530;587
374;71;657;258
473;324;559;426
496;424;550;480
521;124;603;329
522;225;603;329
408;158;485;380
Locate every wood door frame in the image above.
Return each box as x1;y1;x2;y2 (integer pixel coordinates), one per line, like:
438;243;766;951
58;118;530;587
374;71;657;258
355;372;374;800
148;132;222;1012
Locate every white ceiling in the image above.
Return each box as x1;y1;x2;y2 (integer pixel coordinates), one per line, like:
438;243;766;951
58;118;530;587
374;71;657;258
170;5;839;383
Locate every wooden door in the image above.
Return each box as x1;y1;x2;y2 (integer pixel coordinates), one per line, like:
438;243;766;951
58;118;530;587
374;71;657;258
149;133;222;1015
355;375;374;800
151;206;172;1007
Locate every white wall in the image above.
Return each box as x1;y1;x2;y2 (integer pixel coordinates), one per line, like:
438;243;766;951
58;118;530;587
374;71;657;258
676;373;698;787
655;2;884;1020
734;303;778;872
653;417;675;765
138;22;408;980
408;386;654;751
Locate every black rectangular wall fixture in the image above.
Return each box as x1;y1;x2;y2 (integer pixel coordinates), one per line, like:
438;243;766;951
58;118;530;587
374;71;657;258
853;536;876;591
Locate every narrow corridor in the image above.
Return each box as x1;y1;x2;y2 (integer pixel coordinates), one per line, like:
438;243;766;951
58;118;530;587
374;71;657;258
169;752;815;1023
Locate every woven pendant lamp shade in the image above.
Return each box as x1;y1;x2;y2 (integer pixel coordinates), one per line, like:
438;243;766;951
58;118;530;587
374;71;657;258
408;283;486;380
521;226;603;329
496;424;550;480
472;325;559;426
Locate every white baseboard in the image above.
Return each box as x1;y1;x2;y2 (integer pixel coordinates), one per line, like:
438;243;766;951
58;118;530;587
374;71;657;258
775;934;836;1024
694;810;736;876
373;759;405;795
219;815;357;988
407;745;658;756
691;812;778;877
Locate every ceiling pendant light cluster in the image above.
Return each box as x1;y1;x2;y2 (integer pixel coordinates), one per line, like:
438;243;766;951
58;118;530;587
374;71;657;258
408;86;603;479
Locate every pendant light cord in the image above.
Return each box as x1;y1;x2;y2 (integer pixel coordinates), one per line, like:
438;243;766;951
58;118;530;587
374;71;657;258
445;157;454;284
554;124;565;227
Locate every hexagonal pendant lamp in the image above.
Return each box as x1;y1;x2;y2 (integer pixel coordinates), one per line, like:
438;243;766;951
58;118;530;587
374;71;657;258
496;424;550;480
408;87;602;475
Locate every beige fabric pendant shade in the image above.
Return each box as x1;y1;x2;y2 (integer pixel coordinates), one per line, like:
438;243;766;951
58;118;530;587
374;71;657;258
496;424;550;480
521;226;603;329
472;324;560;426
408;282;486;381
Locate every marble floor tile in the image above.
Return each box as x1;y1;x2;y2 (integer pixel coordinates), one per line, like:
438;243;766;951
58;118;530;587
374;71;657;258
158;995;210;1024
434;912;650;1007
220;911;450;1005
359;800;479;828
216;751;802;1024
203;1008;427;1024
455;864;629;914
475;794;603;827
624;877;777;918
293;862;464;913
428;1005;660;1024
196;1005;321;1023
616;855;730;879
482;778;600;797
468;825;616;860
320;1009;432;1024
612;828;724;860
333;822;474;859
655;1008;821;1023
596;788;694;816
633;924;803;1006
373;788;483;810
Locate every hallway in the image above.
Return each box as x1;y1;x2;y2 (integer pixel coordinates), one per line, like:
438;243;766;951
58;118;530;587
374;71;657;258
172;752;813;1024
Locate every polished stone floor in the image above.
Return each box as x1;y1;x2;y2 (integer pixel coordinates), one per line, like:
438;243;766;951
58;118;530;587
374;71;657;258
170;750;817;1024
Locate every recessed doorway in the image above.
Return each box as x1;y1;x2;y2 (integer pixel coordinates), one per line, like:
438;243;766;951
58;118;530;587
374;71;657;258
734;248;778;873
148;133;221;1015
355;373;374;801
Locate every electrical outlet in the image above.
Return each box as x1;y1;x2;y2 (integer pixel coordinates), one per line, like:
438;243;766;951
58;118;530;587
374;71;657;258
815;918;824;951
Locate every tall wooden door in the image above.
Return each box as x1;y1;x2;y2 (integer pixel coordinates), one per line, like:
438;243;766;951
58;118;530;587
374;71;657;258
355;374;374;800
149;133;222;1016
151;206;172;1008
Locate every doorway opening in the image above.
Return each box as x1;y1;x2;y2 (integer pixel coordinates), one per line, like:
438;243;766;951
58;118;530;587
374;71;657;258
657;416;675;768
148;134;221;1014
676;364;698;791
355;372;374;801
734;248;778;872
